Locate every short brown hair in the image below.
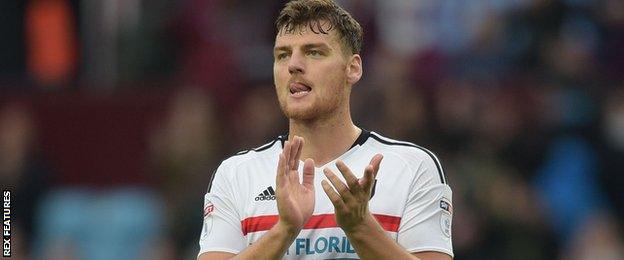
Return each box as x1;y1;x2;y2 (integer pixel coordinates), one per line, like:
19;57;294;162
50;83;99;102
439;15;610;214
275;0;363;54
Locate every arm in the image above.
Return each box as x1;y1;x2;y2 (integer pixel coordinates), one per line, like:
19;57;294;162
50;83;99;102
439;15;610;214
199;136;316;260
344;214;451;260
199;223;297;260
321;155;452;260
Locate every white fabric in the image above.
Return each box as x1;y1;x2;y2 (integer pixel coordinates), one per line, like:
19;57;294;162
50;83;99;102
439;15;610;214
198;131;453;259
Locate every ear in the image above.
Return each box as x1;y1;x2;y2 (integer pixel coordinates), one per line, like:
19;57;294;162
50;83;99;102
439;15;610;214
346;54;362;85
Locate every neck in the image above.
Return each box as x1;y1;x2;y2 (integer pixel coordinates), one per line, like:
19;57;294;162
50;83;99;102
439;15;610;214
288;106;360;167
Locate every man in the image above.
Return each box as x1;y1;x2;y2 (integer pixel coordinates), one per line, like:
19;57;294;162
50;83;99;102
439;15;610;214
198;0;453;259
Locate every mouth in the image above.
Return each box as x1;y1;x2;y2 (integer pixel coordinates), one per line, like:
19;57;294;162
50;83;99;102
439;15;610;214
289;81;312;97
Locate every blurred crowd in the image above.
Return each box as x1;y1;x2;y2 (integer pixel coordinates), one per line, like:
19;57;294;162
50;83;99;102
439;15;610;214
1;0;623;259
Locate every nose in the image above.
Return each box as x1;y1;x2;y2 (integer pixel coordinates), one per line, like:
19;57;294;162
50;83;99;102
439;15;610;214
288;52;305;75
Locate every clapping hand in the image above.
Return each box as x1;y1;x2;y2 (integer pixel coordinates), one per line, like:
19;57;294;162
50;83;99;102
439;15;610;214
321;154;383;233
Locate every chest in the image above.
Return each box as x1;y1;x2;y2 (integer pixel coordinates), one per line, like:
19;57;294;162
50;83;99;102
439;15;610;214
237;160;410;218
233;157;412;258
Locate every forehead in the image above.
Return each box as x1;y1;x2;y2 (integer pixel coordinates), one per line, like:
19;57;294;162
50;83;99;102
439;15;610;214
274;26;342;49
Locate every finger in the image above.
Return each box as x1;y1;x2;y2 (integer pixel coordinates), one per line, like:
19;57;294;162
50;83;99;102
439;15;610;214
289;139;302;183
282;140;291;171
276;153;288;188
293;137;304;170
335;160;360;192
282;141;294;184
287;138;298;170
321;179;347;211
360;154;383;191
323;168;354;203
301;158;315;189
360;164;375;193
277;151;286;175
370;154;383;177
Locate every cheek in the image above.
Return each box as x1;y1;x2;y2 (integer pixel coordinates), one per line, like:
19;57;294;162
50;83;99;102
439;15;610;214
274;68;287;89
274;62;287;77
273;65;280;83
324;66;346;92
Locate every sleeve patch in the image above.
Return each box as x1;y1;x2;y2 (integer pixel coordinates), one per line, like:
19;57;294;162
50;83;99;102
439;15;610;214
439;198;452;214
439;198;452;238
204;203;215;217
440;211;452;238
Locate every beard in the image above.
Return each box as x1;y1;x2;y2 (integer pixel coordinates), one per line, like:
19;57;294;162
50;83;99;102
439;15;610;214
277;89;345;122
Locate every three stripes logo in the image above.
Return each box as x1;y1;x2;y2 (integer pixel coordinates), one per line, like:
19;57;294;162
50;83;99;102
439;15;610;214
255;186;276;201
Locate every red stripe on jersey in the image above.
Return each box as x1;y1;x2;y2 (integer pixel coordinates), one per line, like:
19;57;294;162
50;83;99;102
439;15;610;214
241;213;401;235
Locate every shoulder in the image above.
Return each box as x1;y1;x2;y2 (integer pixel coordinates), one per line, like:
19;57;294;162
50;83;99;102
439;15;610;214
207;134;284;192
218;134;285;170
367;131;447;184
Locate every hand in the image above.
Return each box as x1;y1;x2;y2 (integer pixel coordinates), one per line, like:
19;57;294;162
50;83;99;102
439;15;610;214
275;136;316;233
321;154;383;233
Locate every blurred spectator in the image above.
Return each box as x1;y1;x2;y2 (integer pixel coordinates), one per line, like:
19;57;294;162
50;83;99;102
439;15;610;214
148;87;221;258
597;0;624;81
562;214;624;260
599;87;624;225
229;83;286;151
25;0;78;89
0;101;51;259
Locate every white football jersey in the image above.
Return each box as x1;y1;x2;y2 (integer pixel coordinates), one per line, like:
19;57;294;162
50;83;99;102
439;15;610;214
198;130;453;259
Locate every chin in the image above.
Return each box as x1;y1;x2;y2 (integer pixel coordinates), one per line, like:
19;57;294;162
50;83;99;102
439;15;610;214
284;108;316;121
281;104;321;121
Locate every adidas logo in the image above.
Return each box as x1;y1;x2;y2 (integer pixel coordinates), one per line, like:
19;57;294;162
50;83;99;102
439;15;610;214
255;186;276;201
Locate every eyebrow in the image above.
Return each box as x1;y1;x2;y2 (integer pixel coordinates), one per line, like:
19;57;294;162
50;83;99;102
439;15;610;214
274;46;290;53
302;43;331;51
274;42;332;52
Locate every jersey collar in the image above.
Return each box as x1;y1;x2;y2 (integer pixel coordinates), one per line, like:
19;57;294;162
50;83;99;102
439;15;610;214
278;128;370;149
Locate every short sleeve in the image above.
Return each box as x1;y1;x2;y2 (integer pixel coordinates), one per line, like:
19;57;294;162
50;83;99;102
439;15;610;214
198;163;246;257
397;155;454;257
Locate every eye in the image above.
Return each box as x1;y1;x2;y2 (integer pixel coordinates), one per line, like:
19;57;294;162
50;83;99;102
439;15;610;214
276;52;289;60
307;50;323;57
